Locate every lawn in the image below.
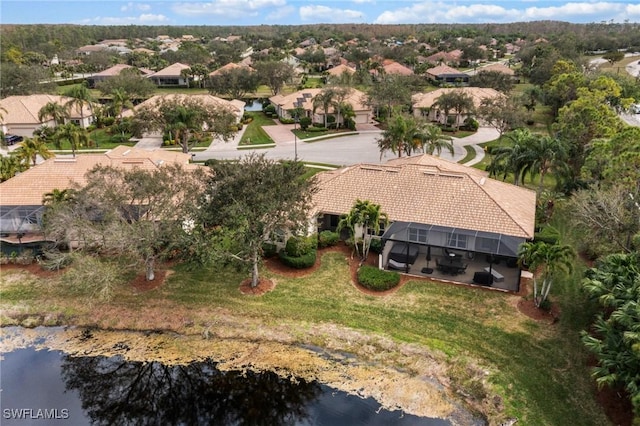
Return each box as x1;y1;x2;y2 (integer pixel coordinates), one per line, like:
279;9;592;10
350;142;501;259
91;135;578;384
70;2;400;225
0;244;610;425
239;111;276;145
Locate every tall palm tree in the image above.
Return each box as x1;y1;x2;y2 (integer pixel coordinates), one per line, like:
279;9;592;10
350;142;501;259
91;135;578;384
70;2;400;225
518;241;575;308
337;199;389;263
54;123;89;157
110;88;133;123
12;136;54;166
64;83;95;128
166;104;205;154
312;88;336;128
488;129;535;186
38;101;69;127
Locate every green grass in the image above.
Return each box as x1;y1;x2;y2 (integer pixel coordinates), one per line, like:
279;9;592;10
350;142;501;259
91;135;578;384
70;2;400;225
239;112;276;146
459;145;476;164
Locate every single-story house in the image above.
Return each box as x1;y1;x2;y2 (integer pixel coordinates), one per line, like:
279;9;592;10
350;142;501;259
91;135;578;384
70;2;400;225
426;65;470;85
0;146;196;252
475;63;520;82
123;94;245;136
381;60;414;76
269;88;372;126
412;87;503;126
147;62;192;87
326;64;356;78
312;154;536;292
208;62;254;77
87;64;147;88
0;94;94;137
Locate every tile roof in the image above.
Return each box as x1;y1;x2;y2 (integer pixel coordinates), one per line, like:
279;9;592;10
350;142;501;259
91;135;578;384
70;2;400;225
123;94;245;119
478;63;515;76
148;62;191;77
0;94;92;125
269;88;369;113
312;154;536;239
208;62;254;77
0;146;196;206
383;61;414;75
326;64;356;76
412;87;503;110
426;64;466;77
90;64;134;77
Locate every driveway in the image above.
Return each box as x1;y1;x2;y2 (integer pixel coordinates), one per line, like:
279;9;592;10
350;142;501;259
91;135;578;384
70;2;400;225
193;124;498;166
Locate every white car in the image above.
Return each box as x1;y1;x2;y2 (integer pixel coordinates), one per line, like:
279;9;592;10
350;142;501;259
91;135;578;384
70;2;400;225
631;104;640;114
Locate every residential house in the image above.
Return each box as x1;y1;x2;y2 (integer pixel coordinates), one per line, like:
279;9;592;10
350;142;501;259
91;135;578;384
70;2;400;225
425;64;470;85
75;44;108;56
0;146;196;251
412;87;503;126
381;60;414;76
269;88;372;126
0;94;94;137
147;62;191;87
476;63;519;82
325;64;356;79
208;62;254;77
313;154;536;292
87;64;138;88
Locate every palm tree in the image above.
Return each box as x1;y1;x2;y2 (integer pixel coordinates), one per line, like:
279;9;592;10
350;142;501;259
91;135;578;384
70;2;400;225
517;241;575;308
337;199;389;263
54;123;89;157
110;88;133;123
378;112;433;158
64;82;95;128
416;122;454;156
520;135;570;191
0;155;27;181
38;101;69;127
43;188;75;205
12;136;54;166
488;129;535;186
165;104;205;154
312;88;336;128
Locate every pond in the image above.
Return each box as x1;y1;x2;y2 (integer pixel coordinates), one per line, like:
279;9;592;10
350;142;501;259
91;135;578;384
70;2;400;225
243;98;267;112
1;337;451;425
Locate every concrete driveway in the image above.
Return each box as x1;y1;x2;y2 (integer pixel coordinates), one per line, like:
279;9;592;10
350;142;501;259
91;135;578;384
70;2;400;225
193;125;499;166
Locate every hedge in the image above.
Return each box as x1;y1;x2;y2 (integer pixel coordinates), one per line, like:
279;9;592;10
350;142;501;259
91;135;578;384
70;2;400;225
357;265;400;291
278;249;317;269
318;230;339;248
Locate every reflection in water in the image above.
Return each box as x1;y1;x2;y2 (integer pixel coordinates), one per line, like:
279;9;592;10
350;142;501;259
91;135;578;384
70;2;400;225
61;355;320;425
2;347;446;425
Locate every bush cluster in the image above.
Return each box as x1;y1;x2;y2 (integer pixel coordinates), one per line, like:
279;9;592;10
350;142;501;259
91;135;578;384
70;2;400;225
278;249;317;269
284;235;317;257
306;126;327;132
357;265;400;291
534;225;560;245
279;117;295;124
261;242;278;258
318;230;339;248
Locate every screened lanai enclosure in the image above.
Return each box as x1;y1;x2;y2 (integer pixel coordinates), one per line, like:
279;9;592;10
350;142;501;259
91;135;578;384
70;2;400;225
0;205;48;255
380;221;526;292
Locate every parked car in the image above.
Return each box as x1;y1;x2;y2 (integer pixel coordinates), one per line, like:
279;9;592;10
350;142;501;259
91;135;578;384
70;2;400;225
631;104;640;114
3;134;23;145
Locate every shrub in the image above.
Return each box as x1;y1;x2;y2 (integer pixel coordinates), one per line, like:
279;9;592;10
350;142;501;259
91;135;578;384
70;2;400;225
357;265;400;291
263;104;277;115
307;126;327;132
261;242;278;258
369;238;382;254
463;117;479;131
535;225;561;245
103;117;116;127
278;249;317;269
285;235;317;257
279;117;295;124
299;116;312;130
318;230;339;248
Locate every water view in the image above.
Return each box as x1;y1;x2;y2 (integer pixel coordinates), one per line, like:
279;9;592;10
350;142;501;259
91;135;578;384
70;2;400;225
1;343;449;425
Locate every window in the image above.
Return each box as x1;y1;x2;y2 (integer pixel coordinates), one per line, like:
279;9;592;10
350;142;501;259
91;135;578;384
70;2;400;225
408;227;428;243
478;237;498;253
447;233;467;249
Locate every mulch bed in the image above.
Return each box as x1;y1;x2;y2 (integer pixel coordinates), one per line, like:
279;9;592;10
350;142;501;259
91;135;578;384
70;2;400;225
130;270;169;293
0;262;63;278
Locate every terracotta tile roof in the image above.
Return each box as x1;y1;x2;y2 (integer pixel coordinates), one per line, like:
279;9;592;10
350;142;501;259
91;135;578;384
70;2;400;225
148;62;191;77
412;87;503;110
326;64;356;76
269;88;369;113
0;94;92;126
312;154;536;239
208;62;254;77
426;64;466;77
123;94;245;119
0;147;196;206
91;64;134;77
478;63;515;76
383;61;414;75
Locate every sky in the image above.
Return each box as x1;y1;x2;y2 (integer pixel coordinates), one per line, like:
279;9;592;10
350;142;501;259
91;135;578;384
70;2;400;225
1;1;640;26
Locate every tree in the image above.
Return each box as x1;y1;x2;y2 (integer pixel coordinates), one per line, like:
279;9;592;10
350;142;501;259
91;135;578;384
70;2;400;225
312;88;336;128
433;91;475;132
38;101;69;127
207;67;260;100
12;136;54;166
199;154;315;288
376;112;416;158
330;86;353;129
110;88;133;123
44;164;205;281
365;76;411;120
54;123;89;157
95;68;156;100
487;129;535;186
470;70;514;93
253;61;295;95
477;94;526;138
337;199;388;264
134;96;237;154
0;63;56;97
602;50;625;66
42;188;75;206
520;134;570;191
63;82;95;128
0;155;27;182
581;253;640;419
416;123;454;156
517;241;575;308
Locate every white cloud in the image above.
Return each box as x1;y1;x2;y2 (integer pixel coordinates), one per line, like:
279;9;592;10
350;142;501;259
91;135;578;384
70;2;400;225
120;2;152;12
80;14;169;25
172;0;286;18
351;0;374;4
265;5;295;21
374;1;638;24
299;5;364;23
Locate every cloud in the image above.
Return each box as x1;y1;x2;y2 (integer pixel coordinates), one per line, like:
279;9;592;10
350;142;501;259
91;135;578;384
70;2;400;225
374;1;638;24
351;0;374;3
172;0;286;18
80;14;170;25
299;5;364;23
265;5;296;21
120;2;152;12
